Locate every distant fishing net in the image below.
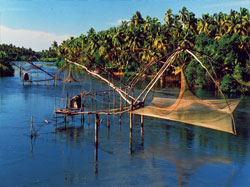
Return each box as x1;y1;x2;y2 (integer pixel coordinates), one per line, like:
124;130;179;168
55;64;86;83
20;61;43;71
132;69;241;134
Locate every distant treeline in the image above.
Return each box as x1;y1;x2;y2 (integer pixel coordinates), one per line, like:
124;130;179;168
0;44;35;76
0;43;57;76
54;7;250;93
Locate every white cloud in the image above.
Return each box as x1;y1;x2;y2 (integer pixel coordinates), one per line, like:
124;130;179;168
108;19;130;26
0;25;71;51
205;0;249;8
117;19;130;25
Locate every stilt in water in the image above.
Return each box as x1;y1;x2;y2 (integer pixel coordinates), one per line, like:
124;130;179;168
81;94;85;124
119;114;122;128
66;92;68;110
107;114;110;129
54;95;57;130
95;114;99;146
129;129;133;155
130;103;133;133
94;141;98;174
119;85;122;128
141;115;144;149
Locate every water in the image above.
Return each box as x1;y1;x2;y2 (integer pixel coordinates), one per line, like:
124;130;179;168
0;62;250;186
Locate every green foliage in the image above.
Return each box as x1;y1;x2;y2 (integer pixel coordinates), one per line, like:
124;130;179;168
40;57;58;62
220;74;238;93
0;44;36;77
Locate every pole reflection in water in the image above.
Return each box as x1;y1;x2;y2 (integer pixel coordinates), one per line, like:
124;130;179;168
94;144;98;174
95;114;99;174
30;136;36;157
129;130;133;155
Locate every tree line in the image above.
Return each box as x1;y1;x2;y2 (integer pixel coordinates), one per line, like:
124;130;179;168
55;7;250;93
0;44;35;76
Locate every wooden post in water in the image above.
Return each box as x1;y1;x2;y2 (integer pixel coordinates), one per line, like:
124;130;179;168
119;86;122;127
94;141;98;174
66;92;68;110
129;128;133;155
54;95;57;129
107;114;110;129
70;91;72;108
95;114;99;146
64;92;68;128
130;102;133;133
119;114;122;128
141;115;144;149
81;94;84;124
141;115;144;135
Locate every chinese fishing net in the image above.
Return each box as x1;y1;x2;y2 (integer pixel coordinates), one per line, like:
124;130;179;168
132;69;241;134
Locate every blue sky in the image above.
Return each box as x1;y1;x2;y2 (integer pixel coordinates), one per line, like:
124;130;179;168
0;0;249;51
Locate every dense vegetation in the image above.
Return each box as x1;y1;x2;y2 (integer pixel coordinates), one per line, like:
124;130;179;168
0;44;35;76
56;7;250;93
0;42;58;76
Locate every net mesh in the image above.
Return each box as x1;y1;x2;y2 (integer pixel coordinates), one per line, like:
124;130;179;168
132;69;241;134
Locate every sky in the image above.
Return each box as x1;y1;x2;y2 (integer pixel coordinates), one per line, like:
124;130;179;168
0;0;249;51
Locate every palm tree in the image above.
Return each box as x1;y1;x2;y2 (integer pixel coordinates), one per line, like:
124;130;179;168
179;7;188;29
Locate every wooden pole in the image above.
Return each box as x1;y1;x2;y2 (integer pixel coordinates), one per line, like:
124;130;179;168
119;85;122;127
129;129;133;155
107;114;110;129
65;58;134;105
94;143;98;174
95;114;99;146
81;94;84;124
141;115;144;149
119;114;122;127
54;95;57;129
141;115;144;135
66;92;68;109
130;102;133;133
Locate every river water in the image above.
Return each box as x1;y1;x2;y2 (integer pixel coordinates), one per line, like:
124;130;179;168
0;62;250;186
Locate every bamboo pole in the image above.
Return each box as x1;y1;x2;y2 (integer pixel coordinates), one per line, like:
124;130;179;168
141;115;144;134
54;94;57;126
81;94;85;124
141;51;180;102
65;92;68;109
129;130;133;155
95;114;99;146
25;60;54;77
94;144;98;174
130;102;133;133
65;58;134;105
141;115;144;149
107;114;110;129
